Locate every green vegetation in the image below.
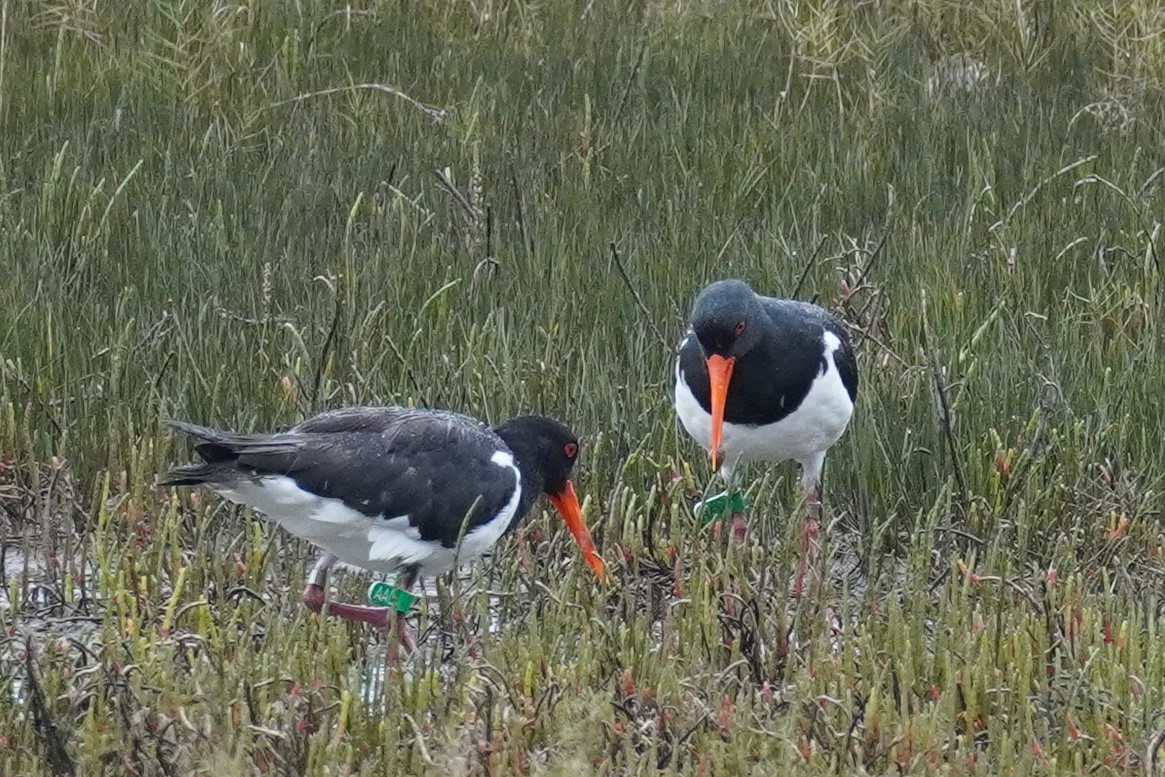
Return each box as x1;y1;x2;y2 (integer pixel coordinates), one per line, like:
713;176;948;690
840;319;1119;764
2;0;1164;773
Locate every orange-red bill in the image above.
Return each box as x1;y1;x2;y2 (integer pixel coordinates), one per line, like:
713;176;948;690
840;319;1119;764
548;480;608;583
706;354;735;471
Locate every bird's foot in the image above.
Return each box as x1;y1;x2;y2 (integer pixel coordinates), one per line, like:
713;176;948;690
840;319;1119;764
301;583;393;629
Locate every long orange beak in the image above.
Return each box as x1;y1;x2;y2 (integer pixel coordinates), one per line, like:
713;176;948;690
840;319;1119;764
706;354;735;471
548;481;608;583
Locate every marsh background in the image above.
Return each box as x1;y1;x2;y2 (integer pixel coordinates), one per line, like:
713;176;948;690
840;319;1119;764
1;1;1164;774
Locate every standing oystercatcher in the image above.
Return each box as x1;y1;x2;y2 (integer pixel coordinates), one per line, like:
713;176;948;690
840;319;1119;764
159;407;606;658
674;279;858;590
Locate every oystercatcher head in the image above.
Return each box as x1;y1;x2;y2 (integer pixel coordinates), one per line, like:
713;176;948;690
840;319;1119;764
160;407;606;660
674;278;858;586
684;279;772;471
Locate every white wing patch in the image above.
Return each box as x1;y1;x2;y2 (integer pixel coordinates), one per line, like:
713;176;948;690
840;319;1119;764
380;514;422;540
461;456;522;559
368;517;433;566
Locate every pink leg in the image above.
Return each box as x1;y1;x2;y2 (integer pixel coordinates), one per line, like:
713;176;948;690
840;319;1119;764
730;512;748;544
302;582;392;628
722;466;747;543
301;555;419;664
711;510;748;543
792;489;821;597
516;527;532;571
386;611;417;668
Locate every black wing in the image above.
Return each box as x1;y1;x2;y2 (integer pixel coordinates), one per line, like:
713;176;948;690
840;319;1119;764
761;298;859;403
161;407;520;547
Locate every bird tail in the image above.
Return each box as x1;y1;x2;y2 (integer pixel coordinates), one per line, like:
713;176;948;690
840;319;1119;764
157;419;251;488
156;462;230;487
158;419;297;488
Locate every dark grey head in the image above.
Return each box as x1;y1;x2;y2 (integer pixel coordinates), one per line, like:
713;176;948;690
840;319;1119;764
493;415;605;581
493;415;580;496
689;279;768;358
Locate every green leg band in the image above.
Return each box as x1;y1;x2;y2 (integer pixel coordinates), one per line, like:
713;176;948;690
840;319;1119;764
695;490;748;525
367;581;418;614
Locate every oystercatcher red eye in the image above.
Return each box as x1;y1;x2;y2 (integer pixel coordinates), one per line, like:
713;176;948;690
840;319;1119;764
734;322;746;336
564;442;578;459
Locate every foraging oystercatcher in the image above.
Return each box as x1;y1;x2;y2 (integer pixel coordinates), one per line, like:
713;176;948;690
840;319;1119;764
159;407;606;657
674;279;858;588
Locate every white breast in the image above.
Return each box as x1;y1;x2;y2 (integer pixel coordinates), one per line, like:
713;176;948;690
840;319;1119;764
674;330;854;478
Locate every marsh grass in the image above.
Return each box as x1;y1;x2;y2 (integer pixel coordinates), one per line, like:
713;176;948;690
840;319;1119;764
2;0;1165;774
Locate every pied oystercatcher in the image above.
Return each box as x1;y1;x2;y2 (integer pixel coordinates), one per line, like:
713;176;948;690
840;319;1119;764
674;279;858;586
160;406;606;657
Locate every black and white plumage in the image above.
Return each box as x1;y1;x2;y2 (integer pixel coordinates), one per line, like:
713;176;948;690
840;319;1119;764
160;407;605;650
674;278;858;511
